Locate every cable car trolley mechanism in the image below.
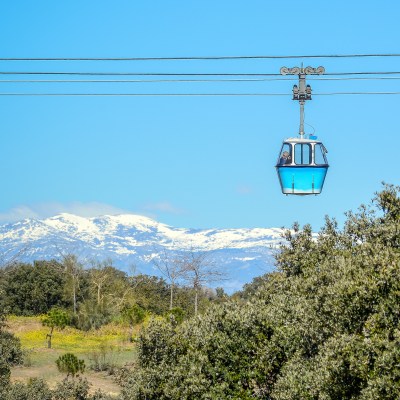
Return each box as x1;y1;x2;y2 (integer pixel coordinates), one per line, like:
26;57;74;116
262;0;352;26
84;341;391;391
276;66;329;195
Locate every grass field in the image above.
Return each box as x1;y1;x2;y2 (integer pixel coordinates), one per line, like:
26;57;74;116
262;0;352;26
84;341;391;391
7;316;138;397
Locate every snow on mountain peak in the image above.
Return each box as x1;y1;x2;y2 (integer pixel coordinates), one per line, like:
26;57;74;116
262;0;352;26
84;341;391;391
0;213;285;291
96;214;163;230
44;213;100;235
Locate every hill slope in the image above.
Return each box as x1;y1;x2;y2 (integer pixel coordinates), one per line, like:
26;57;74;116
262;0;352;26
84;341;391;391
0;213;284;291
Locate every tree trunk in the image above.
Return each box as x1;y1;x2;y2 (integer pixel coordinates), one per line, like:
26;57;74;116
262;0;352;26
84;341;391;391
170;283;174;310
194;289;198;316
47;326;54;349
73;277;77;315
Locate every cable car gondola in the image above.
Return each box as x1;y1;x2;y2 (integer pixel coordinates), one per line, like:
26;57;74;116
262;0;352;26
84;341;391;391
276;136;328;195
275;65;329;195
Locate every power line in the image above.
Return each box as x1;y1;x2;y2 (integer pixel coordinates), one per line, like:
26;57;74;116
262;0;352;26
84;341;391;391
311;76;400;81
1;92;400;96
1;76;400;84
0;72;282;76
315;92;400;95
1;53;400;61
0;78;295;84
1;71;400;77
0;93;289;96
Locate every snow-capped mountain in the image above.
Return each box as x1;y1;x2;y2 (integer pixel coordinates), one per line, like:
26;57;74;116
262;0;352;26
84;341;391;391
0;213;285;292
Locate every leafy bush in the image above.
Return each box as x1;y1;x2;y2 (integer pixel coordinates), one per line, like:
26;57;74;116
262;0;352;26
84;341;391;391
2;377;113;400
53;377;90;400
56;353;85;378
3;378;52;400
164;307;185;324
120;184;400;399
0;313;23;394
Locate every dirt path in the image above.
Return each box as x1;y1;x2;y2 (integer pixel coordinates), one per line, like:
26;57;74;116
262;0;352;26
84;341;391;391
11;364;122;396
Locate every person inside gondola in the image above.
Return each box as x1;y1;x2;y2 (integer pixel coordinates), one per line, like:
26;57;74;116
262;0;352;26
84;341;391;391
279;151;291;165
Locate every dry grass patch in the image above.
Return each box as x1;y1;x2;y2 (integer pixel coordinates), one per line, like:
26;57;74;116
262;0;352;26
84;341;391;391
7;316;137;396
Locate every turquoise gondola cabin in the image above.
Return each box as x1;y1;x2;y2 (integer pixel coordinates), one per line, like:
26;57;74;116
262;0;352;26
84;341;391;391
275;137;329;195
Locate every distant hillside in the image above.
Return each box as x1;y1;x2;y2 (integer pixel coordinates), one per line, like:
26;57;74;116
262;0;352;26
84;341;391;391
0;213;284;292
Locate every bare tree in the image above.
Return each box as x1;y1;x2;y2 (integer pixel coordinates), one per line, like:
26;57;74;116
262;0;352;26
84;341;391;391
88;258;133;311
178;247;226;316
152;247;184;310
62;254;84;315
0;245;29;269
89;259;112;307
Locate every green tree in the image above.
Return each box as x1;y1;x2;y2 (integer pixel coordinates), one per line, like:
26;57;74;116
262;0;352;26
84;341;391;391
56;353;85;379
129;274;170;315
0;260;67;315
121;304;146;342
42;308;70;349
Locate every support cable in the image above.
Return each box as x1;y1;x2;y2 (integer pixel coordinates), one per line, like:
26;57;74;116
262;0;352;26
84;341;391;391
1;92;400;96
1;71;400;77
2;76;400;83
1;53;400;61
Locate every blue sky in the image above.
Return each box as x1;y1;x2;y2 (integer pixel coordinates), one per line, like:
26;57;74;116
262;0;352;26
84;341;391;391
0;0;399;230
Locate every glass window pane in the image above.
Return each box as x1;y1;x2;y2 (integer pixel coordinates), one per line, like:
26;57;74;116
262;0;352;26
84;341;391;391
294;144;311;165
314;144;328;165
278;143;292;165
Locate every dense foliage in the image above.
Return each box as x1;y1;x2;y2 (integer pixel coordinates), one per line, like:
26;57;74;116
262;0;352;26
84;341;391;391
0;260;217;331
0;260;68;315
120;185;400;399
56;353;86;378
2;377;115;400
0;308;23;396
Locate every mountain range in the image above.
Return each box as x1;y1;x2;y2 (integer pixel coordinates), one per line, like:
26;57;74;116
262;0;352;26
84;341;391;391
0;213;285;292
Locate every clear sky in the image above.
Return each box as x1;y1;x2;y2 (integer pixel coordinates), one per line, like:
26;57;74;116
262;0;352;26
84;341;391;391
0;0;399;230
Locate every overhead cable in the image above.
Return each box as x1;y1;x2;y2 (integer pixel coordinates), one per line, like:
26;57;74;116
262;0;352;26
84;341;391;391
1;53;400;61
1;92;400;96
0;72;282;76
1;76;400;84
1;71;400;77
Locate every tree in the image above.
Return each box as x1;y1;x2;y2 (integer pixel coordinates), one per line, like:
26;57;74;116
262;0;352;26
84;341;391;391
62;254;84;316
87;260;132;311
178;248;225;316
121;304;146;342
129;274;170;315
76;262;133;330
152;248;185;310
56;353;85;379
42;308;70;349
0;260;67;315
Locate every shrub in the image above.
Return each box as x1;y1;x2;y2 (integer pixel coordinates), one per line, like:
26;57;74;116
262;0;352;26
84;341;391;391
53;377;90;400
56;353;85;379
120;185;400;399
